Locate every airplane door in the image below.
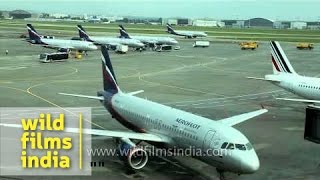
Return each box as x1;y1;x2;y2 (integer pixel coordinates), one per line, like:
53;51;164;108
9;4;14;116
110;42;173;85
210;133;221;150
203;130;216;150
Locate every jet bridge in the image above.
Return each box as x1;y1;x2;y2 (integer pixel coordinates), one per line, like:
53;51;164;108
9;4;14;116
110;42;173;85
304;105;320;144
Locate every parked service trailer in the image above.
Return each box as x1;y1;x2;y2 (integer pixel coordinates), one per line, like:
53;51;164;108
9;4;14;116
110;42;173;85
115;45;129;54
193;41;210;48
39;52;69;63
155;45;172;52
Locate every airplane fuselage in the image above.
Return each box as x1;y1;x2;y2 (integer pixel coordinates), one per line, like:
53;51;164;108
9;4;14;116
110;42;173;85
170;30;207;38
40;38;98;51
267;73;320;100
130;36;178;45
99;91;259;174
90;36;144;48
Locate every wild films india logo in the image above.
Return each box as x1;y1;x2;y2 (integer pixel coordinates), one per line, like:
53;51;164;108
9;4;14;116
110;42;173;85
0;108;92;176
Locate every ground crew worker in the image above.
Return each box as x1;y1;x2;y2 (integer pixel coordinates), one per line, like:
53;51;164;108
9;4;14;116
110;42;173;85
5;49;8;55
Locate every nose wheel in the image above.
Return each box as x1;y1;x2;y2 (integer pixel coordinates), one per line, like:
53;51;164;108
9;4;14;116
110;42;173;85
216;168;226;180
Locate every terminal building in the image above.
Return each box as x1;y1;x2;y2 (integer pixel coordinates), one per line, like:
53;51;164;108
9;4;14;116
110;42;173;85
192;20;225;27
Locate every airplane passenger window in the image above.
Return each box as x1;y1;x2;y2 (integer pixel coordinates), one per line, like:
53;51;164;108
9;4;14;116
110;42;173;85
235;144;246;151
221;142;228;149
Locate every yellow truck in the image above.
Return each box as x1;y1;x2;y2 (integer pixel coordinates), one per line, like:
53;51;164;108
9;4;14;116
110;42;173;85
296;43;314;50
239;41;258;50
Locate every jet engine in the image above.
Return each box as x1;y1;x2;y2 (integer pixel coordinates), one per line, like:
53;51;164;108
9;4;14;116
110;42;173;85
117;139;148;170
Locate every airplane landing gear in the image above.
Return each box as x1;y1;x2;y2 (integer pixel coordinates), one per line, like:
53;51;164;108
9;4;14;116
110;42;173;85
216;168;226;180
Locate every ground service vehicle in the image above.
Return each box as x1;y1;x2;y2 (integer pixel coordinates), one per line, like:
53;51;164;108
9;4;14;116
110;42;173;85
115;45;128;54
155;45;172;52
296;43;314;50
39;52;69;63
239;41;258;50
193;41;210;47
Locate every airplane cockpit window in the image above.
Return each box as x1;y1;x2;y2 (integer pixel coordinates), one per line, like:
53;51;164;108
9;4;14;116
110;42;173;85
235;144;246;151
246;143;253;150
226;143;235;150
221;142;228;149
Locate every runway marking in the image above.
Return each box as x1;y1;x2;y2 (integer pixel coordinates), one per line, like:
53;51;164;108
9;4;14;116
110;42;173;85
282;127;304;131
0;66;78;81
0;66;26;70
26;83;105;129
166;89;285;105
139;75;222;96
193;99;275;109
0;85;105;130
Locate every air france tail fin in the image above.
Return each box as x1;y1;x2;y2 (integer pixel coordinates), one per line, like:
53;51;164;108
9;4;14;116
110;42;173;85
77;25;93;42
101;46;120;94
166;23;175;34
27;24;41;43
119;25;130;39
270;41;297;75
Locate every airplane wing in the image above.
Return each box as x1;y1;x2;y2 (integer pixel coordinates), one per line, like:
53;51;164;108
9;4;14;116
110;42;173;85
0;123;169;143
127;90;144;96
247;77;281;82
276;98;320;104
58;93;104;100
219;109;268;126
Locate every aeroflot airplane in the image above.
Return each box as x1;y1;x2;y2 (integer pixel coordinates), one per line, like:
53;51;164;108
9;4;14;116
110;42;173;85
248;41;320;104
26;24;98;52
166;23;207;38
77;25;144;48
1;47;267;176
119;25;178;45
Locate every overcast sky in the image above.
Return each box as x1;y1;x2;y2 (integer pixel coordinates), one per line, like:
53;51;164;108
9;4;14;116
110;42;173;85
2;0;320;21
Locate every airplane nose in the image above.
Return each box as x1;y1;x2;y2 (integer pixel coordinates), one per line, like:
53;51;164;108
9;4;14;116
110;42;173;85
137;42;144;47
91;45;98;50
240;152;260;173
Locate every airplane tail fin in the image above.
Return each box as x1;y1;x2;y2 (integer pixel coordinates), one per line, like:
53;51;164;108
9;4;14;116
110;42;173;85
270;41;297;75
119;25;130;39
101;46;120;94
166;23;175;34
77;25;93;42
27;24;41;43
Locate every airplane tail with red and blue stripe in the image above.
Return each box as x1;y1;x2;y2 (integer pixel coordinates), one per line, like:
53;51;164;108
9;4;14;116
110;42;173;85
270;41;297;75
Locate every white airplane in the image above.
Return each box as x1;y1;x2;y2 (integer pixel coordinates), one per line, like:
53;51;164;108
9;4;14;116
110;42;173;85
248;41;320;104
77;25;144;48
166;23;207;38
26;24;98;52
0;46;267;177
119;25;178;45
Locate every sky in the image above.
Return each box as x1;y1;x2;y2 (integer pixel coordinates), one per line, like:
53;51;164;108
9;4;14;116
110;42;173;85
2;0;320;21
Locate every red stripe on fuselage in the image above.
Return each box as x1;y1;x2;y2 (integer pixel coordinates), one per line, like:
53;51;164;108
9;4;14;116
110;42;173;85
271;55;281;72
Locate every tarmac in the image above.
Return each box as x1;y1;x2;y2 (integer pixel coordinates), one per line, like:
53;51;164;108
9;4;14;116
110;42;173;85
0;35;320;179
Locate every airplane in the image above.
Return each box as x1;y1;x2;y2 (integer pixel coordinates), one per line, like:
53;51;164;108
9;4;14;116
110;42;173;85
0;46;267;177
166;23;207;38
119;25;178;45
248;41;320;104
77;25;145;48
26;24;98;52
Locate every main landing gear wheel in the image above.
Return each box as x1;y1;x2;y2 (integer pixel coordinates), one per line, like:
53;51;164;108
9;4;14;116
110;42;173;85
216;168;226;180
